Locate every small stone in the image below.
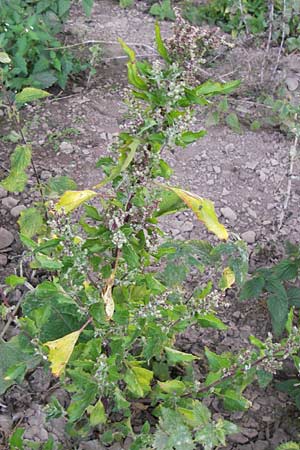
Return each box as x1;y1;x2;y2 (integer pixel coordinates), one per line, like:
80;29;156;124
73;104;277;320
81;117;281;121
286;76;299;91
241;230;256;244
59;141;74;154
40;170;52;180
0;228;14;250
82;149;90;155
270;158;279;166
2;196;19;209
182;221;194;232
0;415;13;434
207;179;214;186
242;427;258;439
0;254;8;266
213;165;221;174
247;208;257;219
0;187;7;198
229;432;249;444
253;441;269;450
10;204;26;218
225;143;235;152
259;171;267;182
220;206;237;222
245;161;258;170
79;441;107;450
222;188;230;196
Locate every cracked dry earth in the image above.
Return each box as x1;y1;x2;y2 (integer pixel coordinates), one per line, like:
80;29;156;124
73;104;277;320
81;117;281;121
1;1;300;449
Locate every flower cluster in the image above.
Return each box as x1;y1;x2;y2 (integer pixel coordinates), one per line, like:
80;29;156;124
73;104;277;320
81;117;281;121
166;8;232;84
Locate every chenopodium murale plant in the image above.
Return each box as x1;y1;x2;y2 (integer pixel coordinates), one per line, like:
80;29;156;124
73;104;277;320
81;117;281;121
4;20;300;450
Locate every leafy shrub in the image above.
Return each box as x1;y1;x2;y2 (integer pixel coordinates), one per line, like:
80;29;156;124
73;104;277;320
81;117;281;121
241;241;300;336
0;0;93;90
1;20;300;450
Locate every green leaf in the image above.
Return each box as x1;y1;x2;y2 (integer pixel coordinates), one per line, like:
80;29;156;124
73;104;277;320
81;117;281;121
5;275;26;288
10;145;32;172
158;380;186;394
195;80;240;96
9;428;25;450
257;369;273;388
205;348;231;372
240;276;265;300
120;0;134;7
154;189;186;217
274;259;299;281
226;113;241;133
150;0;175;20
30;71;57;88
0;335;40;395
45;176;77;197
22;281;84;342
95;139;141;187
0;170;27;193
58;0;71;17
221;389;251;411
176;130;207;147
15;88;50;104
287;287;300;307
125;366;153;397
123;243;139;269
155;22;171;63
267;293;289;336
82;0;94;16
88;399;107;425
164;347;198;365
34;254;63;270
18;207;44;238
197;313;227;330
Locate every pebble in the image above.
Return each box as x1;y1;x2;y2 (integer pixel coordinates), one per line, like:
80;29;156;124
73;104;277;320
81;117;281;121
242;427;258;439
10;204;26;218
40;170;52;180
0;228;14;250
253;441;269;450
0;254;8;266
213;165;221;174
220;206;237;222
207;179;214;186
181;221;194;232
59;141;74;154
286;76;299;91
0;415;13;434
0;187;7;198
245;161;258;170
229;432;249;444
2;196;19;209
241;230;256;244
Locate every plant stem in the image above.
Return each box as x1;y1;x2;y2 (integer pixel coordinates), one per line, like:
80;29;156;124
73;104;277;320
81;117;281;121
261;0;274;83
278;127;299;229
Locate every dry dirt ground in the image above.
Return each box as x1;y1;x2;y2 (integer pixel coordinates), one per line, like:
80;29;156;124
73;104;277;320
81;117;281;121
1;1;300;449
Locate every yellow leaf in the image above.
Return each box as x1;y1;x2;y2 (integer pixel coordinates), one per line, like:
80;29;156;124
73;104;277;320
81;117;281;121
55;190;97;213
219;267;235;291
44;330;81;377
162;186;228;240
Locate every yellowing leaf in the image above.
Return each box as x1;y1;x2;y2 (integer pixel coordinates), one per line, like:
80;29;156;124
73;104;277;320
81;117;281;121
56;190;97;213
219;267;235;291
15;87;50;104
161;185;228;240
44;330;81;377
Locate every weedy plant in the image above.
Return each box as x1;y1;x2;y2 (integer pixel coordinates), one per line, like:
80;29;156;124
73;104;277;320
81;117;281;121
0;0;94;91
1;19;300;450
